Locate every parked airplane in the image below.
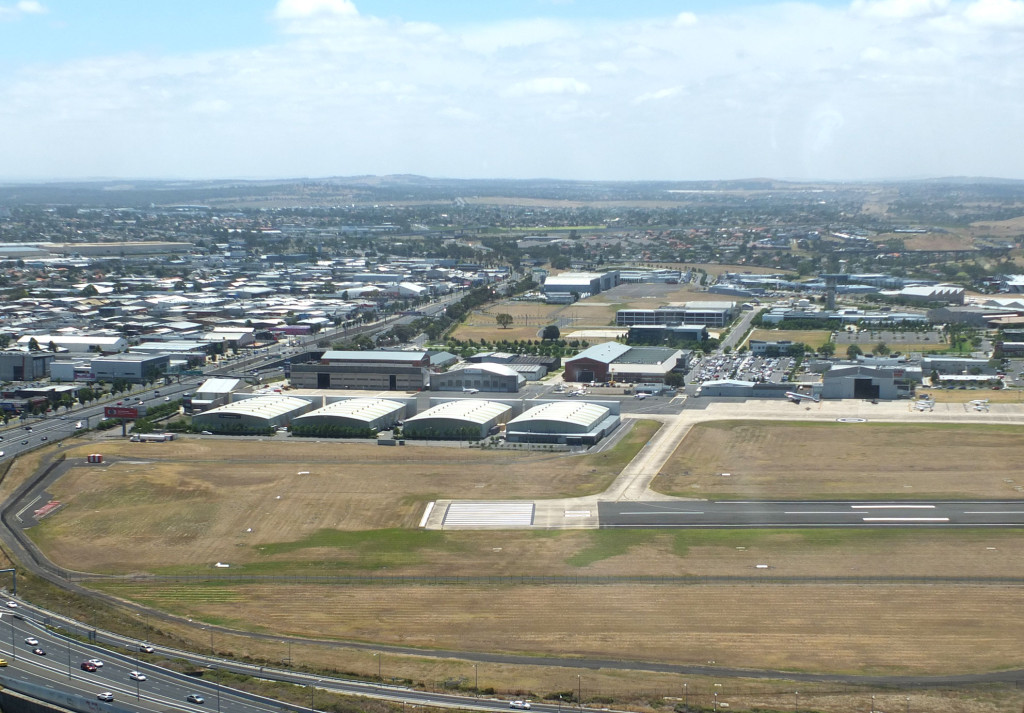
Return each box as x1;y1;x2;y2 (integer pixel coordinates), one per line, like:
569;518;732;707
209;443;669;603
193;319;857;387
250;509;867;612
635;393;649;400
462;388;479;394
785;391;820;403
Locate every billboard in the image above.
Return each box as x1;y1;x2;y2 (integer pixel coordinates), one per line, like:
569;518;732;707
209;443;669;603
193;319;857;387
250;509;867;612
104;406;139;419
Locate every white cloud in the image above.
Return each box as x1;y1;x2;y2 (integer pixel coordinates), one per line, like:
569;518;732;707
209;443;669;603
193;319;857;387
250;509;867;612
2;1;1024;181
503;77;590;98
850;0;949;20
964;0;1024;26
0;0;45;20
673;12;698;27
273;0;357;20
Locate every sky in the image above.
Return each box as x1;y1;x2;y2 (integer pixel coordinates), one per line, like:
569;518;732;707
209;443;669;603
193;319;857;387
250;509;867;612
1;0;1024;183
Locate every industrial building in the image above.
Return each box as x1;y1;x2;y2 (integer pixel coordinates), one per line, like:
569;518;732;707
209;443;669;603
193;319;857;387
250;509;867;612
289;350;430;391
16;334;127;354
402;399;511;440
191;395;315;434
89;353;171;384
505;401;620;446
291;398;406;437
0;351;55;382
698;380;820;399
615;302;736;328
188;378;243;412
542;271;620;302
626;325;708;345
430;363;525;393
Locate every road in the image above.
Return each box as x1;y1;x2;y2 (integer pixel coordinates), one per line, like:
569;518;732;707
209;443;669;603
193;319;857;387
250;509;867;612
599;500;1024;528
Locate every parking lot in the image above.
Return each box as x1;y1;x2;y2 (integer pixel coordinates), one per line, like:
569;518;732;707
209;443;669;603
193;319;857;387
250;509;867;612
688;353;795;385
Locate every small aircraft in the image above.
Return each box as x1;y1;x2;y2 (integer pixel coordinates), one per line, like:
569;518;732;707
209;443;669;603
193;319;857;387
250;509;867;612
785;391;820;404
635;392;649;400
462;388;479;394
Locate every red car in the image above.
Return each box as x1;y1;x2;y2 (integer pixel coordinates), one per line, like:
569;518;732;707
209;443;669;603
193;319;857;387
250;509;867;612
81;661;98;672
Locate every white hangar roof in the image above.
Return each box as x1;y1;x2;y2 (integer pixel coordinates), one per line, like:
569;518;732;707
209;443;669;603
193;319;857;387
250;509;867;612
405;399;511;426
508;401;610;429
297;398;405;424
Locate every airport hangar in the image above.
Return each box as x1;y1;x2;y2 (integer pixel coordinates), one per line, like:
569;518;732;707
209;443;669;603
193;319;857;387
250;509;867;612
563;343;689;383
430;362;525;393
505;401;619;446
289;350;430;391
291;398;406;435
191;395;316;434
402;399;512;440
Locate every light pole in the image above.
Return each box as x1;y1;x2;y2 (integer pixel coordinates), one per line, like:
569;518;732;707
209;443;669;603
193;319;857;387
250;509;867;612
905;696;910;713
373;652;381;685
473;663;478;692
309;679;321;713
134;649;140;700
714;692;718;711
871;695;876;713
683;683;687;710
577;674;582;709
795;691;798;712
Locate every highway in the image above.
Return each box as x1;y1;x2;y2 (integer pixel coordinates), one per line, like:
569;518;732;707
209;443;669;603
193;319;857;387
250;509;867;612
599;500;1024;528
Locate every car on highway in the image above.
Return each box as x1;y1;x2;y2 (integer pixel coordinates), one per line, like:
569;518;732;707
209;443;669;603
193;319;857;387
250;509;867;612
0;658;7;667
96;692;114;702
40;436;47;441
87;658;104;668
23;637;38;645
509;701;532;709
32;648;45;656
81;661;98;672
129;670;147;681
186;694;205;704
5;601;17;609
20;440;27;445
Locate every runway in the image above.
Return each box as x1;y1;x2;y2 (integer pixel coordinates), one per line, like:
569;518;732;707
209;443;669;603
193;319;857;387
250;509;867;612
598;500;1024;528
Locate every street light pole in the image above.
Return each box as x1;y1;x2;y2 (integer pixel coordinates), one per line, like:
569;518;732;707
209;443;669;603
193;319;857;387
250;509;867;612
795;691;798;712
473;664;478;692
577;674;582;710
683;683;687;710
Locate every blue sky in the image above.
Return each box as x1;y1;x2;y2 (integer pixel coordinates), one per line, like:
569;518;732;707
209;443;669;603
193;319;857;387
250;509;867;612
2;0;1023;182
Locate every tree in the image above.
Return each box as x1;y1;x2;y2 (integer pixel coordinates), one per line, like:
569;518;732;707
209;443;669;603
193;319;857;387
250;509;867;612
846;344;863;360
818;342;836;358
542;325;560;341
495;313;513;329
874;341;890;356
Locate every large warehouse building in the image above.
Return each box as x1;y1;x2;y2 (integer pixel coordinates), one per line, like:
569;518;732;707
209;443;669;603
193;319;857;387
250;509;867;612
430;363;525;393
289;350;430;391
191;395;315;434
290;398;406;437
402;399;511;440
505;401;620;446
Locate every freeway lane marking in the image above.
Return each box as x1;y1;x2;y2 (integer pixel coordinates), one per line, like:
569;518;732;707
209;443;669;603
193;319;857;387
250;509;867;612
862;517;950;522
963;511;1024;514
618;511;704;515
851;504;936;509
784;511;860;515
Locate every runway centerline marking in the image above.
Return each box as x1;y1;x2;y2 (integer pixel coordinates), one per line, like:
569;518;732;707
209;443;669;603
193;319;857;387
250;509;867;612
862;517;949;522
783;511;860;515
618;511;704;515
851;505;936;509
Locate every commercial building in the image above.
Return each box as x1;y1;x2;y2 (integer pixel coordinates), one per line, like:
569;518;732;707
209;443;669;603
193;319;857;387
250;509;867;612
563;342;631;382
505;401;619;446
615;302;736;328
402;399;511;440
291;398;406;436
289;350;430;391
542;271;620;301
430;363;525;393
189;378;244;412
191;395;315;434
627;325;708;345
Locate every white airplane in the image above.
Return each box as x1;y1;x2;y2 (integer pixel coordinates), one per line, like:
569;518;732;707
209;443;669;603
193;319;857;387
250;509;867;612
785;391;820;403
635;392;649;400
462;388;479;394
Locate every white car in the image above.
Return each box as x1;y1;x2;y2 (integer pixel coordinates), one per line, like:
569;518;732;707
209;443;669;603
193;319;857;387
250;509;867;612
129;670;147;681
87;658;104;668
24;637;38;646
509;701;532;710
4;601;17;609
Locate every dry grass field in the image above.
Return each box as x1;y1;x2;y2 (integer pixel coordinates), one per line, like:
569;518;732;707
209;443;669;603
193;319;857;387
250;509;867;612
655;420;1024;500
745;329;833;350
34;423;657;574
92;580;1024;677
